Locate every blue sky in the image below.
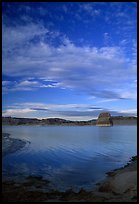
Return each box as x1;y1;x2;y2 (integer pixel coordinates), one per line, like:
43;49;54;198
2;2;137;120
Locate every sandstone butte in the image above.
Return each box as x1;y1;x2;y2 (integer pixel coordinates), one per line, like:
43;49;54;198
96;112;113;126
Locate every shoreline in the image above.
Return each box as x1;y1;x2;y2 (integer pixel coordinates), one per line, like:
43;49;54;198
2;123;137;126
2;155;137;202
2;132;137;202
2;115;137;126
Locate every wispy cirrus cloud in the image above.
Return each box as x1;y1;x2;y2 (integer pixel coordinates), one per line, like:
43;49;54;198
2;108;37;118
2;80;13;86
2;79;61;93
2;23;48;51
2;22;136;100
6;103;102;111
2;102;137;119
2;102;103;119
79;3;100;16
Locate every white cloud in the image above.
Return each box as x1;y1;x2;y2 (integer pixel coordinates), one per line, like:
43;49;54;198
80;3;93;12
2;79;61;92
120;91;137;100
2;102;103;119
2;21;137;100
2;23;48;48
2;80;40;92
119;109;137;116
79;3;100;17
5;102;102;112
2;102;137;119
19;80;38;86
40;84;55;88
2;108;36;117
2;81;12;86
97;99;119;103
103;32;111;46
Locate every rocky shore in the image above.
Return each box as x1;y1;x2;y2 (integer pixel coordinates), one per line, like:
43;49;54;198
2;131;137;202
2;155;137;202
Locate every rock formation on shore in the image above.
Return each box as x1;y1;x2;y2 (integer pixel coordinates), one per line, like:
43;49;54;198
96;112;113;126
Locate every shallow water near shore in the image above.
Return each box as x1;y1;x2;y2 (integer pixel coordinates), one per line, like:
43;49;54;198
2;125;137;192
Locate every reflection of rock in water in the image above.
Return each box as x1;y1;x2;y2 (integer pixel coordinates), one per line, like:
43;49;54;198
96;112;113;126
2;133;28;156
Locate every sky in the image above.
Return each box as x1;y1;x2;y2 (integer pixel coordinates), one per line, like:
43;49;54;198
2;2;137;120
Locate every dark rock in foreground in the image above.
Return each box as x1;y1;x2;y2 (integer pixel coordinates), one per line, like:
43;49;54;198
2;156;137;202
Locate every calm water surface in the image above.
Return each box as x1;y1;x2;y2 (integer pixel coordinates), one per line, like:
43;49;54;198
2;125;137;191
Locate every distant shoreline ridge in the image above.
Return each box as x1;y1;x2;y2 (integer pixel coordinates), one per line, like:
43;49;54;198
2;112;137;126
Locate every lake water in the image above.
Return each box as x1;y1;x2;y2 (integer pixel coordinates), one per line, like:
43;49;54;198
2;125;137;192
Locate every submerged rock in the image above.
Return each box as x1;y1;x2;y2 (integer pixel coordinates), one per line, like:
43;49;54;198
2;133;28;156
96;112;113;126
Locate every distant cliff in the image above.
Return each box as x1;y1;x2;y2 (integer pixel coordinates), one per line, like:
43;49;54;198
2;117;41;125
111;116;137;125
2;117;96;126
2;115;137;126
